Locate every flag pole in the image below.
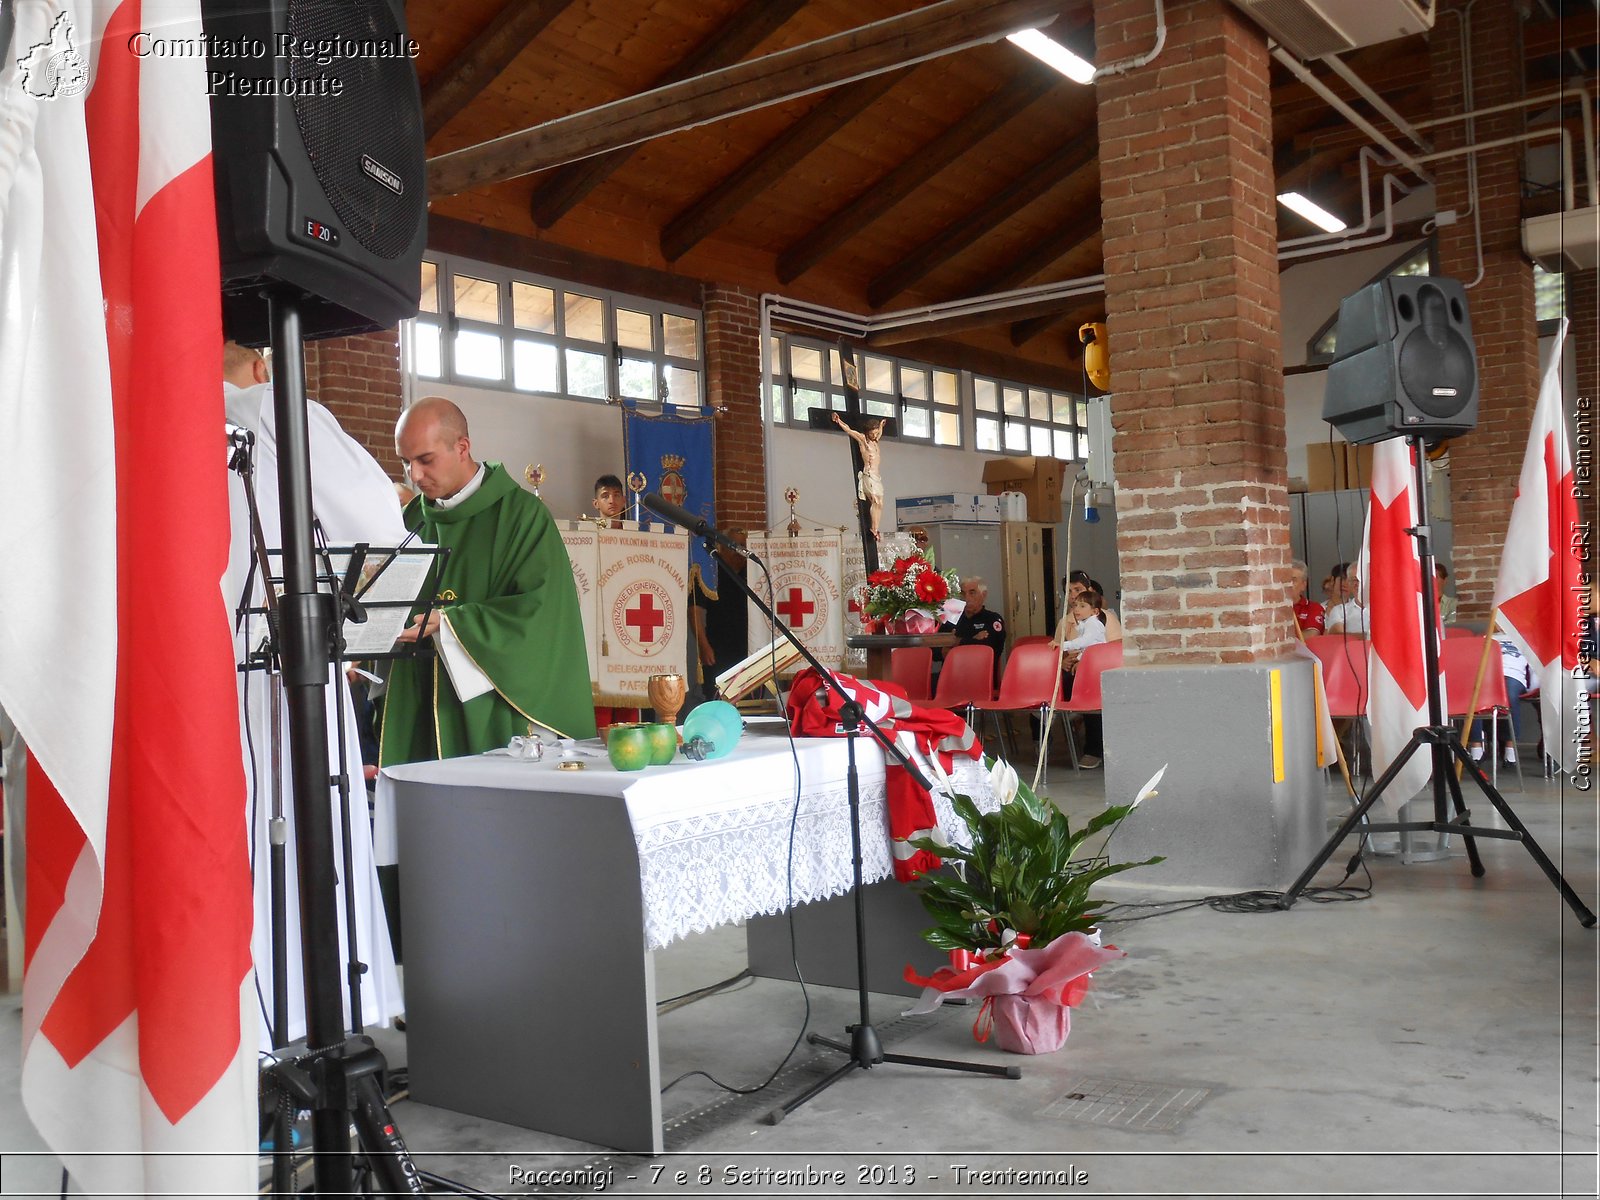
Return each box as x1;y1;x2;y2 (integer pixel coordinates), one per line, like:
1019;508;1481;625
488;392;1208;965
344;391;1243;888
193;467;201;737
1291;617;1358;800
1456;606;1501;781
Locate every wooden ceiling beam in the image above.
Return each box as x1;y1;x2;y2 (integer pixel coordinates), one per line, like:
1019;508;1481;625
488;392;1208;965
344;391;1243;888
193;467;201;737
775;68;1058;284
960;208;1103;298
421;0;574;139
427;0;1074;198
660;69;908;262
1009;307;1076;346
528;0;807;229
865;129;1098;308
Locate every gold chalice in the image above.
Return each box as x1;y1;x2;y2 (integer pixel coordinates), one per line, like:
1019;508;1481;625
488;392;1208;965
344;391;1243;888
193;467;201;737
647;673;688;728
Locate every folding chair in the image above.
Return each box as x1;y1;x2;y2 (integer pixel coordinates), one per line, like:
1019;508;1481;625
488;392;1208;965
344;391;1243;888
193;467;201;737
969;641;1066;762
888;646;933;703
1441;637;1523;790
931;644;994;729
1304;635;1370;778
1058;641;1122;770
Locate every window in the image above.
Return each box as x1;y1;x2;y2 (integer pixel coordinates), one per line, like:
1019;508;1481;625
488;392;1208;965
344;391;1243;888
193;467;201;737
769;335;962;448
1305;242;1433;363
405;255;703;407
972;373;1084;460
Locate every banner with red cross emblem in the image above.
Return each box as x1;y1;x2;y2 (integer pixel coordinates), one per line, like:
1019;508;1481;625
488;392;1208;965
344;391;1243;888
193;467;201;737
593;526;691;705
748;531;846;672
557;522;602;692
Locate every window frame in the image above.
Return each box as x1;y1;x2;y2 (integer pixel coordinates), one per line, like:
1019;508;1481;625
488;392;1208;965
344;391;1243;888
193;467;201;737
405;253;705;408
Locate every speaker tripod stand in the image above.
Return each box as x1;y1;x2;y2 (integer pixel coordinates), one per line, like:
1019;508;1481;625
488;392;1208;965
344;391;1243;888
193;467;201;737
256;292;426;1194
1279;435;1595;927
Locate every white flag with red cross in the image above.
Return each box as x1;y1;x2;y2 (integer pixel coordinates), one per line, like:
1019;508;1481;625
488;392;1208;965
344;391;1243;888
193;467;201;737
1360;437;1434;812
0;1;256;1192
1494;319;1586;776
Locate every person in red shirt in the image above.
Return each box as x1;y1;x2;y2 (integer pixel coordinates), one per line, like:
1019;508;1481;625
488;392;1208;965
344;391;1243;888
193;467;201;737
1290;558;1324;634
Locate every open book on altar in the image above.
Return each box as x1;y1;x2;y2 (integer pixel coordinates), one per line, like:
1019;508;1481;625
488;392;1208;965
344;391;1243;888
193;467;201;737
716;637;806;702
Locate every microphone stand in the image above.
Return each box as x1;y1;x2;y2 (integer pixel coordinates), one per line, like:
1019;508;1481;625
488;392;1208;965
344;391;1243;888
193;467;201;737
676;525;1020;1130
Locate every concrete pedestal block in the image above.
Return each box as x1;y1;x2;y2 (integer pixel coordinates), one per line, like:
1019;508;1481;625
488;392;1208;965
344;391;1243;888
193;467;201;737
1103;656;1327;891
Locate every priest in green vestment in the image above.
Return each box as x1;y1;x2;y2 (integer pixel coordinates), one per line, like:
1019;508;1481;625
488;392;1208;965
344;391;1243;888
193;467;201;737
380;397;596;765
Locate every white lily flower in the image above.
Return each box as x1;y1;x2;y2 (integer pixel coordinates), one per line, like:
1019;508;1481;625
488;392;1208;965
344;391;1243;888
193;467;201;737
988;757;1019;805
1131;764;1167;809
925;748;956;798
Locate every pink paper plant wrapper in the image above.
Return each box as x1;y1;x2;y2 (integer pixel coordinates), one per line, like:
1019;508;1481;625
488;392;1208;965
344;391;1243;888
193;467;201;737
902;931;1126;1054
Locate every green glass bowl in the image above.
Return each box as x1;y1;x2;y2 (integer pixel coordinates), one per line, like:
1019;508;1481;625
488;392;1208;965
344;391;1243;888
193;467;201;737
642;722;678;765
606;724;652;772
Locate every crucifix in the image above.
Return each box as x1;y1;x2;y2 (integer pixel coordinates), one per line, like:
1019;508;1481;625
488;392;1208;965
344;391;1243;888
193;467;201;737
808;337;895;574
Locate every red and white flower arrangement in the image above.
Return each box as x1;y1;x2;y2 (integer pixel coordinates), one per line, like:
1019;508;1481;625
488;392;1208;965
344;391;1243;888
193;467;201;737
857;551;961;632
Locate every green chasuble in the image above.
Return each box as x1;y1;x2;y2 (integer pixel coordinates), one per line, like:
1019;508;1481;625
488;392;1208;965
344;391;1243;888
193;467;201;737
380;463;596;764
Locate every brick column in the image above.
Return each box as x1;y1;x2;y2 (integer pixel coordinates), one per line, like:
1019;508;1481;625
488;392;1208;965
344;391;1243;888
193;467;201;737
1095;0;1294;664
305;328;405;479
1429;0;1540;618
701;286;767;530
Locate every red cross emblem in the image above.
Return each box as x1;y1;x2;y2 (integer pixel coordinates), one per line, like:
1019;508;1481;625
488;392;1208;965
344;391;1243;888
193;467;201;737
626;591;667;643
777;586;815;628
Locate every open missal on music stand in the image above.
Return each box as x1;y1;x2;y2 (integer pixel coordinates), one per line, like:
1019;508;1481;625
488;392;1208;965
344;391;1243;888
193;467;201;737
715;636;805;702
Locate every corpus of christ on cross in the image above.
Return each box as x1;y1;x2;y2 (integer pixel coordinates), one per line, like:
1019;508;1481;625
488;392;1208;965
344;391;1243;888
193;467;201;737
807;337;895;575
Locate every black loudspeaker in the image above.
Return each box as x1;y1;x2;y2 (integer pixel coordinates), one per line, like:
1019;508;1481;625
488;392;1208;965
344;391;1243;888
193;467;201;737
1322;276;1479;446
202;0;426;345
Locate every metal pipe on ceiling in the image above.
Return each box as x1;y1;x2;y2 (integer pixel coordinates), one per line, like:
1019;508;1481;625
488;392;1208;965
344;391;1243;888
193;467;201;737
1269;44;1434;183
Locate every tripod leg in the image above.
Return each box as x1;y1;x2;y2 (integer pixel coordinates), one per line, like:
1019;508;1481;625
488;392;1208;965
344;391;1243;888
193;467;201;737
1460;755;1598;926
1442;742;1486;877
351;1071;425;1195
883;1048;1021;1078
762;1058;862;1126
1280;735;1427;906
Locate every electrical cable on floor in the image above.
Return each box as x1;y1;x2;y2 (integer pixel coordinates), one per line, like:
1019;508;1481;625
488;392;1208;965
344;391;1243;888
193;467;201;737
656;968;753;1014
1096;850;1374;922
659;559;812;1098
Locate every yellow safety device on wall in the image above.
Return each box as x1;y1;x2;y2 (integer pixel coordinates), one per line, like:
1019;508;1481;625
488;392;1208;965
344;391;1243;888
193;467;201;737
1079;322;1109;391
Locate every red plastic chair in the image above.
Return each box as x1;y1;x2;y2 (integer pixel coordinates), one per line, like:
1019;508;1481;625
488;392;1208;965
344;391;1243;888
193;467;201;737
1441;637;1521;787
970;641;1066;760
931;644;994;726
889;646;933;703
1303;635;1369;719
1058;641;1123;769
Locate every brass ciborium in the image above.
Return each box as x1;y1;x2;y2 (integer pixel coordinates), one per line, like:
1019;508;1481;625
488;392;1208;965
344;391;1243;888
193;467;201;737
646;673;687;728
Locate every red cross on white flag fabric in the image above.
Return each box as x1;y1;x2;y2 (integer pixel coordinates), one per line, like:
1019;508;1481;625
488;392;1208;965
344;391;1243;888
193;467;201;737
1494;319;1586;776
0;2;255;1193
1360;437;1433;812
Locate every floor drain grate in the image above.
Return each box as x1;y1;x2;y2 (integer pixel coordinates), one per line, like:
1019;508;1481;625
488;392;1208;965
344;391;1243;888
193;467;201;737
1041;1076;1210;1132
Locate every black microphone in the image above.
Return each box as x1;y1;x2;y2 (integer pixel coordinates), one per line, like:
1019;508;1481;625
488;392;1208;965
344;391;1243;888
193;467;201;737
641;493;757;560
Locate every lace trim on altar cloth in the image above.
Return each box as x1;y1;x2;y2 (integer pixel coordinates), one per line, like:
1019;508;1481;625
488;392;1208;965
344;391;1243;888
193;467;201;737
636;758;994;951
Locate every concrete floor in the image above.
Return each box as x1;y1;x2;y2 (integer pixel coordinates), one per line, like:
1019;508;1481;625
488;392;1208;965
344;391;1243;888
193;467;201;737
2;762;1597;1198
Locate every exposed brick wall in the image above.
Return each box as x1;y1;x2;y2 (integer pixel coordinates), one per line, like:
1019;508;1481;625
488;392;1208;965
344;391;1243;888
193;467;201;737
305;327;405;479
702;286;767;531
1095;0;1294;664
1429;0;1539;619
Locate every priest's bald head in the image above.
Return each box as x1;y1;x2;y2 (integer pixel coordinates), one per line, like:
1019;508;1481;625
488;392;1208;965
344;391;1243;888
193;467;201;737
396;396;477;502
223;340;270;388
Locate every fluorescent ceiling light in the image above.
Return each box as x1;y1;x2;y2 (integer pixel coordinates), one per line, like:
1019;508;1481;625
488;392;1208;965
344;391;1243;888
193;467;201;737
1006;29;1095;84
1277;191;1348;233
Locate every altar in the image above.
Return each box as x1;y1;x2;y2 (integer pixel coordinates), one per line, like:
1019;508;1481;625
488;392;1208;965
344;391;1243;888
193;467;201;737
384;725;992;1152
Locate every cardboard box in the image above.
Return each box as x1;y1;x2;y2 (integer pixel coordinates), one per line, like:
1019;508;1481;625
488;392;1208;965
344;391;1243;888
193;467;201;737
981;456;1068;523
894;493;985;524
1305;442;1376;491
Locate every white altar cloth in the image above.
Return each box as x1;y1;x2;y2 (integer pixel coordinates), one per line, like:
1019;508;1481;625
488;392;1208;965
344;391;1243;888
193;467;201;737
381;730;992;950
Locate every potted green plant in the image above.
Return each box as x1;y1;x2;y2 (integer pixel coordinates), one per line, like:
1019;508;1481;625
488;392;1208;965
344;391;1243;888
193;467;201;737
902;758;1165;1054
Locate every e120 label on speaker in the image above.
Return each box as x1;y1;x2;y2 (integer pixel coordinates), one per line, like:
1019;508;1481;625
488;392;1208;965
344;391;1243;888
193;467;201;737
303;219;340;248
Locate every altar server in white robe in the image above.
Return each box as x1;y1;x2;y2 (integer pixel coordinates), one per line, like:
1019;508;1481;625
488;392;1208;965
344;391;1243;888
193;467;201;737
222;341;404;1048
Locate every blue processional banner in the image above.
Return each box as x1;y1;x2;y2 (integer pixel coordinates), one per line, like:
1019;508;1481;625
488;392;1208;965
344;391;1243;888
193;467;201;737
622;402;719;595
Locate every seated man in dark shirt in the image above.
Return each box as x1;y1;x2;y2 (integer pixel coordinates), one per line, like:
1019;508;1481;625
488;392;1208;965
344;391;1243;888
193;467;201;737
943;576;1005;682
